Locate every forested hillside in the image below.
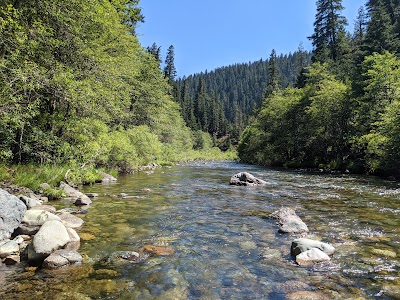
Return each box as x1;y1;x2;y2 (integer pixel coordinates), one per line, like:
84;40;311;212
174;50;312;144
238;0;400;178
0;0;232;178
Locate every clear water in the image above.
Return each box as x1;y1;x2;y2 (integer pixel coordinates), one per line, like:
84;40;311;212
2;161;400;299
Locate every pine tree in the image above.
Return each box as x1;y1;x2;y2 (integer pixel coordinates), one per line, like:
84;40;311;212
365;0;400;55
309;0;348;63
147;42;162;68
265;49;280;96
164;45;177;83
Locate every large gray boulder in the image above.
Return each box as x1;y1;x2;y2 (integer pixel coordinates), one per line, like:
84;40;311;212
0;188;27;241
291;238;335;257
28;220;70;262
230;172;267;186
269;208;309;234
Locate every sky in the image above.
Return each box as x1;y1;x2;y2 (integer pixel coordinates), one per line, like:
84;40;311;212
137;0;366;77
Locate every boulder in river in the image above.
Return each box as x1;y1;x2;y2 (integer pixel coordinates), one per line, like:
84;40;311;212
291;238;335;257
28;220;71;262
57;212;84;229
99;172;117;184
269;208;309;234
230;172;267;186
0;188;27;241
43;249;83;269
295;248;331;266
59;181;92;206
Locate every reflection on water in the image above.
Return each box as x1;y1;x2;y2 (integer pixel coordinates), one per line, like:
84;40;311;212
2;161;400;299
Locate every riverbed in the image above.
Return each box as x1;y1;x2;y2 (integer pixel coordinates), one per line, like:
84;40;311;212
1;161;400;299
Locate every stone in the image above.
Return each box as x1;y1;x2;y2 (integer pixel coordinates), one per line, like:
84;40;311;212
0;240;20;258
64;228;80;251
371;248;397;258
274;281;311;293
39;183;51;191
99;172;117;184
57;212;84;228
291;238;335;257
29;205;57;213
19;195;43;209
14;224;40;236
139;245;175;256
85;193;98;198
0;188;27;241
43;249;83;269
22;210;61;226
60;182;92;206
79;232;96;241
107;251;140;264
28;220;70;262
285;291;330;300
3;254;20;265
74;195;92;206
269;208;309;234
230;172;267;186
295;248;331;266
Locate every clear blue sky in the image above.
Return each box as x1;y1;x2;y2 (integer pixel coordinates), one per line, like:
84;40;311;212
137;0;366;77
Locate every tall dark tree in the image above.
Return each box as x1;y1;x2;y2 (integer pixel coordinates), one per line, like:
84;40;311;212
309;0;348;63
365;0;400;55
147;42;162;68
164;45;177;83
265;49;280;96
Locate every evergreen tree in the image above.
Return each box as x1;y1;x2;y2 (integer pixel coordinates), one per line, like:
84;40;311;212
147;42;162;68
309;0;348;63
365;0;400;55
265;49;280;96
164;45;177;83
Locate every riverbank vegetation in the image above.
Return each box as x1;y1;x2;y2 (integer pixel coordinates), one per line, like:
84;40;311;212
0;0;235;188
238;0;400;179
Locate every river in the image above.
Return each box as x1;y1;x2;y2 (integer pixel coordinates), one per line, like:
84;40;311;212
1;161;400;299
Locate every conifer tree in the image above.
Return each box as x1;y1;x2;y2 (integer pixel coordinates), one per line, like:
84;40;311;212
164;45;177;83
309;0;348;63
147;42;162;68
265;49;280;96
365;0;400;55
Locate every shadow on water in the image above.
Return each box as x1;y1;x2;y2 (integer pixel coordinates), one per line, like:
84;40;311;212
2;161;400;299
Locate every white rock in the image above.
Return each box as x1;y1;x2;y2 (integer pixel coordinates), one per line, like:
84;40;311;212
296;248;331;266
22;210;61;226
28;220;70;261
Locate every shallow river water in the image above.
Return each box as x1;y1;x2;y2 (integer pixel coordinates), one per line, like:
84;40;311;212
1;161;400;299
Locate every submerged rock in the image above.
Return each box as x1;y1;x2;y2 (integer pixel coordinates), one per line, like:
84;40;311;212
285;291;330;300
291;238;335;257
230;172;267;186
106;251;140;264
269;208;309;234
139;245;175;256
0;188;27;241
